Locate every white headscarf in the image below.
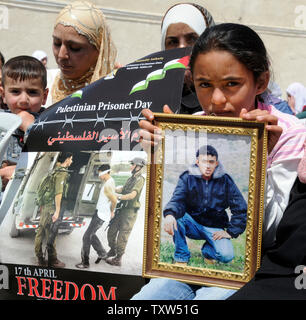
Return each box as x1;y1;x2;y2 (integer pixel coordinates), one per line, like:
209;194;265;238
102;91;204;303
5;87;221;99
161;3;214;50
286;82;306;114
32;50;47;61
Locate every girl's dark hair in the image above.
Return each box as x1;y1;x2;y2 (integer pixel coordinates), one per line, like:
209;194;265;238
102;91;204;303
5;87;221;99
2;55;47;88
189;23;270;81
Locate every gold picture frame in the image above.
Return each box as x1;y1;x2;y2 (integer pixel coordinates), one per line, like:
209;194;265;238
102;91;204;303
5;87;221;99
143;113;268;289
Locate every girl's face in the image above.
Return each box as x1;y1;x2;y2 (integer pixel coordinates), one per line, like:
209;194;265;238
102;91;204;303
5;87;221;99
52;24;99;80
193;50;268;117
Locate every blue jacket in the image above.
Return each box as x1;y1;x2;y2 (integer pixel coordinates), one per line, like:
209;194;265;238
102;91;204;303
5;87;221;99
163;162;247;238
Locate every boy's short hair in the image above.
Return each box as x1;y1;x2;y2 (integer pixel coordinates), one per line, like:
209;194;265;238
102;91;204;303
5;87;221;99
196;145;218;160
2;55;47;89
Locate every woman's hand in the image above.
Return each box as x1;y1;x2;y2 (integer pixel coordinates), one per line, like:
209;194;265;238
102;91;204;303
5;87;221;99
139;104;173;151
239;108;282;154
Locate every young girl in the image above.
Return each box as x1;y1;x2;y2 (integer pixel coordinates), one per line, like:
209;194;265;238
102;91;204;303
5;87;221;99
134;23;306;300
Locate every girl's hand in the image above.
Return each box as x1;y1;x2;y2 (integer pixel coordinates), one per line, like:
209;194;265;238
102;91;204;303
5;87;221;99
0;165;16;180
17;111;35;133
239;108;282;154
139;104;173;151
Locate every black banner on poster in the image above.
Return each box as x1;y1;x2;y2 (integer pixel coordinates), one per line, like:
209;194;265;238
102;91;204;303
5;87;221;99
26;48;190;152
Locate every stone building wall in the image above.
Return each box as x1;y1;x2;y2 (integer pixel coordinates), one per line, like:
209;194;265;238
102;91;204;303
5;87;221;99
1;0;306;96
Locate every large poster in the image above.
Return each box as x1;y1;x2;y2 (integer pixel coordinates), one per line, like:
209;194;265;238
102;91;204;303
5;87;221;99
0;48;189;300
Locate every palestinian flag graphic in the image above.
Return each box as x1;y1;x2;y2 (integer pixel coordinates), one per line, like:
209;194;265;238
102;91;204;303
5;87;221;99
129;56;190;95
71;90;83;99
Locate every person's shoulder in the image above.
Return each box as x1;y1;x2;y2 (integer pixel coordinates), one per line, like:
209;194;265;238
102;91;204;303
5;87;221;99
270;104;300;124
296;111;306;119
135;174;145;184
263;103;305;132
107;177;116;187
177;169;198;185
54;167;68;177
222;173;237;185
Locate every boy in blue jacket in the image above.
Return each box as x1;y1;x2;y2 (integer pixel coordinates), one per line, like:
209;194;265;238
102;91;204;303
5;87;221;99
163;145;247;265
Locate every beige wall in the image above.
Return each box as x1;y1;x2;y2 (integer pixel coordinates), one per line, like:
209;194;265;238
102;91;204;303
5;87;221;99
1;0;306;97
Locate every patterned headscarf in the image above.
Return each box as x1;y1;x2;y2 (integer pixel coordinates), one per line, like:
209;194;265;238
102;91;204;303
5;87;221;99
51;0;117;103
161;3;215;50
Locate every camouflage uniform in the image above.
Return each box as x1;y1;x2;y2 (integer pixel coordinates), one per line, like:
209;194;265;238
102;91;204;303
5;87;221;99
34;167;69;264
106;171;145;263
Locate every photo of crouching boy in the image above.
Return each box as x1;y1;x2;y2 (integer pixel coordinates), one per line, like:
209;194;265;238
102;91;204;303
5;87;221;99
162;145;247;269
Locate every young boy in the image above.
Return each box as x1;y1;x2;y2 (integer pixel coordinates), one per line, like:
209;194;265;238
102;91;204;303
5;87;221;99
0;56;48;187
163;145;247;265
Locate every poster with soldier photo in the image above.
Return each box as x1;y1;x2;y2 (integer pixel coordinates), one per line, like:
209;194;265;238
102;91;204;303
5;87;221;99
0;150;148;300
0;48;188;300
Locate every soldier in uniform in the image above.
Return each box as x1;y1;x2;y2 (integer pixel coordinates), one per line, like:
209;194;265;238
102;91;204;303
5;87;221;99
34;152;73;268
106;157;146;266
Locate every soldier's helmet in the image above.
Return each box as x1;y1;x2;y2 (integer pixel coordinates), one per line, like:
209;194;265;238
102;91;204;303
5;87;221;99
130;157;146;167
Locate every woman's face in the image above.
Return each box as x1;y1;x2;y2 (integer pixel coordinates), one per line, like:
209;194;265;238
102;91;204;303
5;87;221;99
165;22;199;88
165;22;199;50
192;50;268;117
52;24;99;80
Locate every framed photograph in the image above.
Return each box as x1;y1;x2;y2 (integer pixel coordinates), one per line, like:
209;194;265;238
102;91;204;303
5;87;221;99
143;113;268;289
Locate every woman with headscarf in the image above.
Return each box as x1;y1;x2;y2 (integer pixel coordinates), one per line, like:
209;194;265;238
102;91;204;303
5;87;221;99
286;82;306;115
161;3;215;114
46;0;117;106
